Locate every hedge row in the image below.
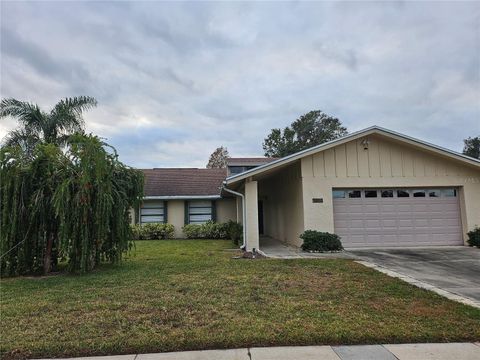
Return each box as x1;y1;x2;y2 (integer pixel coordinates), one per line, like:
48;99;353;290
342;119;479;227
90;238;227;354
130;221;242;244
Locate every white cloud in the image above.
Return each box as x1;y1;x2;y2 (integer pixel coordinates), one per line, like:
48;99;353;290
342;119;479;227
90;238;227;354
1;1;479;166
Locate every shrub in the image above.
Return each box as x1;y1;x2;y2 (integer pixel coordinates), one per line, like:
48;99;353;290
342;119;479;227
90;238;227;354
131;223;175;240
226;220;243;245
300;230;343;252
182;221;239;239
467;226;480;248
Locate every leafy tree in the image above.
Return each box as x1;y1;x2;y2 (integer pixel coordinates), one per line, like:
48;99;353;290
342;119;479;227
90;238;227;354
0;97;143;276
263;110;348;157
463;136;480;159
1;96;97;154
207;146;230;169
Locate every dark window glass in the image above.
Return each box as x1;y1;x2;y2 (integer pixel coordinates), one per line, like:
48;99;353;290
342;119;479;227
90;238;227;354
365;190;377;198
413;190;426;197
348;190;361;198
397;190;410;198
381;190;394;198
229;166;245;174
443;189;457;197
428;189;440;197
332;190;345;199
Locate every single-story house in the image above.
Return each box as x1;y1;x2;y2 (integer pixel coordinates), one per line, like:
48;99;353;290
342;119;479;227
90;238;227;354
136;126;480;251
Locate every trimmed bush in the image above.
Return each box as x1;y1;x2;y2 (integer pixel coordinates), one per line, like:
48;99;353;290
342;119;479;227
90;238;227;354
183;221;241;240
226;220;243;245
131;223;175;240
300;230;343;252
467;226;480;248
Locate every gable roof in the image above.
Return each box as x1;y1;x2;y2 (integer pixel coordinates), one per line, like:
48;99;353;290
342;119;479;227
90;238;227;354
143;168;227;199
227;157;278;166
225;126;480;185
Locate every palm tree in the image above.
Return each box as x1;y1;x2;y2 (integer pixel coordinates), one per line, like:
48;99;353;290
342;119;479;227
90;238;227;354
0;96;97;153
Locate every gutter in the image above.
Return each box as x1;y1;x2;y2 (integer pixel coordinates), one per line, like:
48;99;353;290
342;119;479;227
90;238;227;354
143;195;221;200
221;184;247;250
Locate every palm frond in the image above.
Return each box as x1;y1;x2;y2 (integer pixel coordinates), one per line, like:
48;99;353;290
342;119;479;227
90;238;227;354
2;128;40;155
0;98;45;133
50;96;97;134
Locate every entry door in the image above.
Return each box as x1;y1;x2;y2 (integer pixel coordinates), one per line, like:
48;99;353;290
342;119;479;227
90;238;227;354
333;188;462;248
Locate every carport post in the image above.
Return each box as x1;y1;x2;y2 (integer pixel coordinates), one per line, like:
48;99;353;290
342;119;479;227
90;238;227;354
245;179;259;252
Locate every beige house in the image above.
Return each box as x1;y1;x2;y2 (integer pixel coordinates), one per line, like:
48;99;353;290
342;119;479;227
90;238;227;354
138;126;480;251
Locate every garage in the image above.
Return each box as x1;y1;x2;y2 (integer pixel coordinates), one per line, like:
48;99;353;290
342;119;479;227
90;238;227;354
333;188;463;248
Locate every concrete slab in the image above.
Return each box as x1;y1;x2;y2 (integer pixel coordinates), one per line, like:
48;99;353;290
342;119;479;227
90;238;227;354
250;346;340;360
350;247;480;303
332;345;397;360
137;349;249;360
385;343;480;360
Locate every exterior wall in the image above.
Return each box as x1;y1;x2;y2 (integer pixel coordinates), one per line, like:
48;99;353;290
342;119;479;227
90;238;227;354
168;200;186;238
301;134;480;244
259;162;304;247
139;198;237;238
216;198;237;223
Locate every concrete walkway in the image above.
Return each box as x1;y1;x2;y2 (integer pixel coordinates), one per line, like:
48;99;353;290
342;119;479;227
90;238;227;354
49;343;480;360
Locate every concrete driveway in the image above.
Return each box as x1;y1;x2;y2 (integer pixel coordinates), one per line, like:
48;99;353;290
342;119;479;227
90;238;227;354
350;247;480;303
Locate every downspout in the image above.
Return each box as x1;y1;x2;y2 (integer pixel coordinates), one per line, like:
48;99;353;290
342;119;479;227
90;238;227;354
222;184;247;250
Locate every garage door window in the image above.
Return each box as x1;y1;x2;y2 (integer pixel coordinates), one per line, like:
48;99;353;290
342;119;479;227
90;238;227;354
397;190;410;197
413;190;426;197
333;190;346;198
428;189;441;197
443;189;457;197
365;190;378;198
348;190;361;198
381;190;394;198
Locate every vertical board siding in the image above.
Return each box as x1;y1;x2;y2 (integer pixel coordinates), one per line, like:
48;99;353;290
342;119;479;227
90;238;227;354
308;134;474;180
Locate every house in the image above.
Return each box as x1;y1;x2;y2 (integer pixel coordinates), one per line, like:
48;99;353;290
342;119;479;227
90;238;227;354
137;126;480;251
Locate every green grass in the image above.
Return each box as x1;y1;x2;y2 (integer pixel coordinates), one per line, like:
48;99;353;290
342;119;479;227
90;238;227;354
1;240;479;359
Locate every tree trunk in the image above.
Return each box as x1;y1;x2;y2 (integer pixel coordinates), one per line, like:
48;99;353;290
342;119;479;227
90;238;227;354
44;233;54;274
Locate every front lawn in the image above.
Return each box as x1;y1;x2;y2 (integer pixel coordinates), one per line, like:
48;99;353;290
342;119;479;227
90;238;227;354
1;240;479;359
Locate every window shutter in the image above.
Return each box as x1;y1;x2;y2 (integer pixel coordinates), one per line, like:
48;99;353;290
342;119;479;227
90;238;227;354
164;201;168;223
184;201;189;225
211;200;217;222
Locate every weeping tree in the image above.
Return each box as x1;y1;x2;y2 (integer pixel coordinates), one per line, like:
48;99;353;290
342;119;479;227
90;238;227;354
0;97;143;276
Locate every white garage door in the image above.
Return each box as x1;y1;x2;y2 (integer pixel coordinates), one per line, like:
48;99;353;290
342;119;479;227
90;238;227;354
333;188;463;248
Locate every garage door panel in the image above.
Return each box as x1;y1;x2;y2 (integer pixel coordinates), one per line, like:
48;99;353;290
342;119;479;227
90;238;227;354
333;188;462;248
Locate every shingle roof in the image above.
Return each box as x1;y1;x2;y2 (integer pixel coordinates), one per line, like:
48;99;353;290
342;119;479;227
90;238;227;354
142;168;227;197
226;157;278;166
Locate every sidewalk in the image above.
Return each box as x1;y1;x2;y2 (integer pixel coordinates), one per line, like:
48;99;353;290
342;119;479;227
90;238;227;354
49;343;480;360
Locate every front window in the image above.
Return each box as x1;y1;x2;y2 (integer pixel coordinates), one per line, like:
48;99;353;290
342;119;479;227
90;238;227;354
188;201;213;224
140;201;165;224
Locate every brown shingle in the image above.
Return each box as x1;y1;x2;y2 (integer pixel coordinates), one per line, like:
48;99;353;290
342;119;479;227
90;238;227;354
142;168;227;197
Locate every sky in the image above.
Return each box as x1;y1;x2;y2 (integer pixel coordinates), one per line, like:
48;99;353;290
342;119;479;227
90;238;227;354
1;1;479;168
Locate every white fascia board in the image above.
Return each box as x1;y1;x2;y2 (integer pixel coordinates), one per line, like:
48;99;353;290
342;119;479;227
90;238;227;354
225;125;480;185
143;195;222;200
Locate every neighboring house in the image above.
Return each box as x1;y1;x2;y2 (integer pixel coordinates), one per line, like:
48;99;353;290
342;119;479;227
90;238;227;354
137;126;480;251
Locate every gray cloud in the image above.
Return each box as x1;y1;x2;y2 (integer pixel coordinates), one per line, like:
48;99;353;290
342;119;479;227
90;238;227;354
1;1;479;168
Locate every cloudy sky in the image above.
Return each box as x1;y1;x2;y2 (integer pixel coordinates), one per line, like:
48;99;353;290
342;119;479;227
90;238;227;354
1;1;479;168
